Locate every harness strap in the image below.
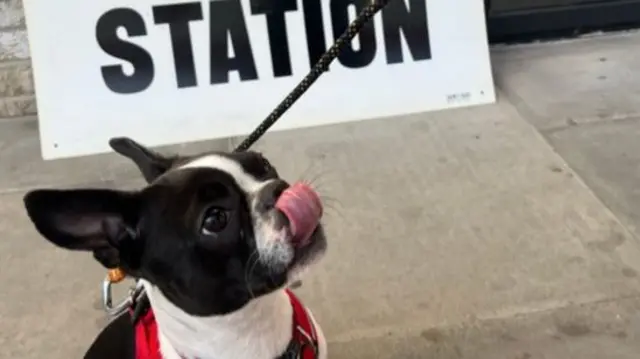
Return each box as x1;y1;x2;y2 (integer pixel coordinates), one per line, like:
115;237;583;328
133;309;161;359
285;290;318;359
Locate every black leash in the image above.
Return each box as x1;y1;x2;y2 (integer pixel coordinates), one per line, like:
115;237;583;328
233;0;393;152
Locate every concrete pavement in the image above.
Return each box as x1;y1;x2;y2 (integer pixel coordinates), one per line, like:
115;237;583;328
3;31;640;358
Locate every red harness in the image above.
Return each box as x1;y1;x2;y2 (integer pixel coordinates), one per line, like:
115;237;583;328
133;290;318;359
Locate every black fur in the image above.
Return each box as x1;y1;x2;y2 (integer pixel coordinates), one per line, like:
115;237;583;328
84;313;135;359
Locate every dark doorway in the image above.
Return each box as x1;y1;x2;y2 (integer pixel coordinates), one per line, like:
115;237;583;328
486;0;640;43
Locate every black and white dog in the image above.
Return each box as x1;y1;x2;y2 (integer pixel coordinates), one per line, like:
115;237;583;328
23;138;328;359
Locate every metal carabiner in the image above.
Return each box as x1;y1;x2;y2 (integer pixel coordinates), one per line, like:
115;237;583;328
102;275;145;317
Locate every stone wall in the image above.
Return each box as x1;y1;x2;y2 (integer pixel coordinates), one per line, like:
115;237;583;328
0;0;36;120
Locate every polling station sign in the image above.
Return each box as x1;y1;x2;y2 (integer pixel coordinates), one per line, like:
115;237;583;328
23;0;495;159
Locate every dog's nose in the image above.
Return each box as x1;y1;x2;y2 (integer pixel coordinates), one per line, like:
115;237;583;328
257;180;289;212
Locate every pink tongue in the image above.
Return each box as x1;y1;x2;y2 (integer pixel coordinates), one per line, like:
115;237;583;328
275;182;323;243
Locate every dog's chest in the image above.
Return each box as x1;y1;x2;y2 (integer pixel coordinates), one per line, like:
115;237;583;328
143;287;323;359
157;332;317;359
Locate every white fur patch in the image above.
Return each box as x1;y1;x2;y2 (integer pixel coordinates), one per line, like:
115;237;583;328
141;280;318;359
180;154;262;194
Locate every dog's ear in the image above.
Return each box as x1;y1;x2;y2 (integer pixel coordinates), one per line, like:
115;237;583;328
23;189;142;269
109;137;177;183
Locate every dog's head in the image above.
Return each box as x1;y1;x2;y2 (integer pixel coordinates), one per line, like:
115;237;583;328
23;138;326;316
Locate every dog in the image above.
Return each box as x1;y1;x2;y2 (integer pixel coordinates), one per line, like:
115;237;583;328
22;137;328;359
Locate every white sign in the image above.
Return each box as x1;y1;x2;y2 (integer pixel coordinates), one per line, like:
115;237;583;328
24;0;495;159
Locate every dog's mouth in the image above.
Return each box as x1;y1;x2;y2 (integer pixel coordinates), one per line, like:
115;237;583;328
275;182;323;247
251;181;326;275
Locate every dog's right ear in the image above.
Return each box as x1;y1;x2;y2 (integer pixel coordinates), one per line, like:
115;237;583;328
109;137;177;183
23;189;142;269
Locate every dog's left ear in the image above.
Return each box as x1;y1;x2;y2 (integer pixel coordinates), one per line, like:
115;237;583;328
23;189;142;269
109;137;178;183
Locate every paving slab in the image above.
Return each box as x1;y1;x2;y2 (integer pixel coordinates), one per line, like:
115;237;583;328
330;296;640;359
495;31;640;262
493;31;640;131
544;118;640;242
229;98;640;342
4;97;640;358
0;188;136;359
0;116;233;193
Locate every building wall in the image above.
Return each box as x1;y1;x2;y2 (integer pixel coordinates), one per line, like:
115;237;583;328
0;0;36;120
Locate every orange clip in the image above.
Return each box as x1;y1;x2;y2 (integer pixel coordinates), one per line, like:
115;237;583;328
107;268;126;283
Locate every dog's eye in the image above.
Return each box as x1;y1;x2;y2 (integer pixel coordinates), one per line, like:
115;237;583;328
261;158;272;172
259;157;277;177
201;207;228;235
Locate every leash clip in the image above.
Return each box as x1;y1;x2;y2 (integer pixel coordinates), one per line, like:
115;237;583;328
102;275;145;317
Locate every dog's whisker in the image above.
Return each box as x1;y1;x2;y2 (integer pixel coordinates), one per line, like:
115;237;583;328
322;203;345;219
319;192;345;212
297;160;330;188
297;162;321;184
305;170;328;187
320;194;341;203
244;250;260;299
321;199;343;210
320;196;345;210
266;263;279;289
302;177;331;197
306;171;342;195
298;162;328;185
